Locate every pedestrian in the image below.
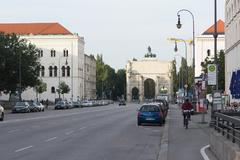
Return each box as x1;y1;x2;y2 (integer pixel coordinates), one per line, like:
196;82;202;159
46;99;49;109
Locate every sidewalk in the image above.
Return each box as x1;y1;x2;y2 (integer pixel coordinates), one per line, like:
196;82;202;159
167;104;218;160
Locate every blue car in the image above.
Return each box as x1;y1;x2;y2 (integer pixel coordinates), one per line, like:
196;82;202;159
137;103;164;126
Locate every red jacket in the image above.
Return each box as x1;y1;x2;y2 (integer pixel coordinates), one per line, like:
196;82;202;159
182;102;193;110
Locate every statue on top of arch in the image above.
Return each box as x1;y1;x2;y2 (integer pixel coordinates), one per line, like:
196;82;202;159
144;46;156;58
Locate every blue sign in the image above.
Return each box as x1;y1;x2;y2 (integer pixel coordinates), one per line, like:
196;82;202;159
229;70;240;99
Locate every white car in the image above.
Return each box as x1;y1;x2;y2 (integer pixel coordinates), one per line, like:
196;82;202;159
0;105;4;121
35;102;45;111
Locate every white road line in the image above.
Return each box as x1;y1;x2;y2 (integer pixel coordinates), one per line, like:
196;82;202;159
8;129;20;133
3;108;118;124
65;130;74;135
45;137;57;142
200;144;210;160
15;146;33;153
78;127;86;130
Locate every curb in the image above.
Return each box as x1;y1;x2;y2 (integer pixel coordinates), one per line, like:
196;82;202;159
157;113;169;160
200;144;210;160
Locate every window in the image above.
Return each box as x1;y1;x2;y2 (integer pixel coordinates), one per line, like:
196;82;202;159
63;49;68;57
67;66;70;77
49;66;53;77
51;87;55;93
38;49;43;57
62;66;66;77
54;66;58;77
41;66;45;77
207;49;211;56
51;49;56;57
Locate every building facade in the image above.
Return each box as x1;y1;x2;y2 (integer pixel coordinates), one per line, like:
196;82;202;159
225;0;240;102
195;20;225;77
0;23;96;102
84;54;96;99
126;47;172;102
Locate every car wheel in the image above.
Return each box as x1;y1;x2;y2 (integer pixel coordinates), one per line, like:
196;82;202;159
159;119;163;126
0;113;4;121
42;108;44;112
137;121;141;126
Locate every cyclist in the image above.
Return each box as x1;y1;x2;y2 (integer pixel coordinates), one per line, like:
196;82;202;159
181;98;193;127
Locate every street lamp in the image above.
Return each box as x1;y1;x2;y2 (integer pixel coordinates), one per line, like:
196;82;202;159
169;38;188;97
214;0;218;90
176;9;195;100
58;55;68;99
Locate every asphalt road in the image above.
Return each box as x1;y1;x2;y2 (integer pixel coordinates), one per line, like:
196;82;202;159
0;103;164;160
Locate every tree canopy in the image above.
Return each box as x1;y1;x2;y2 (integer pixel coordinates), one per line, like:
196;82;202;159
96;54;126;100
0;33;40;99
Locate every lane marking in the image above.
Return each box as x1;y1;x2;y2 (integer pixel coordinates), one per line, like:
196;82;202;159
2;107;129;124
15;146;33;152
200;144;210;160
65;130;74;135
8;129;20;133
78;127;86;130
45;137;57;142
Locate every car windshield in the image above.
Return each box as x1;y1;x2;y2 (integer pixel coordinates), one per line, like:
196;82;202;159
57;101;64;105
15;102;26;106
140;105;160;112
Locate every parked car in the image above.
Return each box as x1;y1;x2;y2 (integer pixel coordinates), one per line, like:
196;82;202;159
0;105;4;121
72;101;81;108
81;101;94;107
137;103;164;126
35;102;45;111
55;101;67;110
153;102;168;123
29;102;39;112
66;101;74;109
12;102;30;113
119;99;126;106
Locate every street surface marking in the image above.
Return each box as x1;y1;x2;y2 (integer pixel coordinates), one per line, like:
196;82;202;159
2;108;122;124
45;137;57;142
78;127;86;130
8;129;20;133
65;130;74;135
15;146;33;152
200;144;210;160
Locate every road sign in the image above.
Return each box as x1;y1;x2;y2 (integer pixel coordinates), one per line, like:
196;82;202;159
207;64;216;85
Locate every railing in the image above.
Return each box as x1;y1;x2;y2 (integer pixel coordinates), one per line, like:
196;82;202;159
213;112;240;146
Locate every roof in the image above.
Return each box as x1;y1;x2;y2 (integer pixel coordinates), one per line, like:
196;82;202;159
0;23;72;35
202;19;225;35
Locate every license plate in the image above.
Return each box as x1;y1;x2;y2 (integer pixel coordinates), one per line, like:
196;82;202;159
146;118;154;121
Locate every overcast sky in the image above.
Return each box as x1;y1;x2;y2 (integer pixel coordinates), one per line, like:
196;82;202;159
1;0;225;70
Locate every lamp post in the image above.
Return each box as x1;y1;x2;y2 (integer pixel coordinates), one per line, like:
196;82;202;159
19;51;22;101
174;54;184;92
214;0;218;90
176;9;195;100
58;55;68;99
170;38;188;97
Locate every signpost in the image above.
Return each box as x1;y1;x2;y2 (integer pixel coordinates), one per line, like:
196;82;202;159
207;64;217;86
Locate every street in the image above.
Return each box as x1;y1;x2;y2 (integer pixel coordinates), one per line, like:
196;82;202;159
0;103;164;160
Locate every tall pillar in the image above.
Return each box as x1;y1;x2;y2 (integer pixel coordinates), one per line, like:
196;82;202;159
139;76;144;102
127;75;131;102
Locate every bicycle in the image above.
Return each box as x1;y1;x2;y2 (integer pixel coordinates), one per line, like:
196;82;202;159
183;110;191;129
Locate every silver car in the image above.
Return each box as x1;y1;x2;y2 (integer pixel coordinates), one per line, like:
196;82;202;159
12;102;30;113
0;105;4;121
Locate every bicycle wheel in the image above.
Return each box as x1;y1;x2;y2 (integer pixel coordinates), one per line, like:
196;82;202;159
184;117;188;129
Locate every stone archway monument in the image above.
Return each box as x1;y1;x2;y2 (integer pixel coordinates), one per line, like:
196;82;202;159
126;47;173;102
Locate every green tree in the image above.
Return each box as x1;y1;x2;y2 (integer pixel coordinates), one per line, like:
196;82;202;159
115;69;126;99
201;50;225;93
171;59;178;98
58;81;70;99
0;33;40;100
35;80;47;101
